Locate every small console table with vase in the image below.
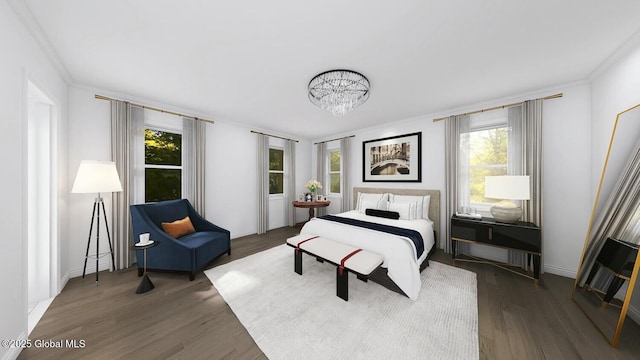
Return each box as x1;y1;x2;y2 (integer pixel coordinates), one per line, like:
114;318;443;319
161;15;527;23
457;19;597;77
292;200;331;222
450;215;542;284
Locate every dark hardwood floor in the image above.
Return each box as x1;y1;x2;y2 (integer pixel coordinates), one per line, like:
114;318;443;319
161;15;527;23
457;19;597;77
19;226;640;359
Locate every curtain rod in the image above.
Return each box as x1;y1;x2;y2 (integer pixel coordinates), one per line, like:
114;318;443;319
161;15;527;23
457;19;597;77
95;94;215;124
432;93;563;122
314;134;355;145
250;130;299;143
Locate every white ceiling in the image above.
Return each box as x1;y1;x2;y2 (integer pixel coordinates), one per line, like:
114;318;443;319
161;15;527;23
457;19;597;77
23;0;640;139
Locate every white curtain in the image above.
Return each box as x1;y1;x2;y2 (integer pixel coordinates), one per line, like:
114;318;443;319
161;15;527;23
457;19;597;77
130;108;145;206
257;134;269;234
286;139;296;226
183;117;207;215
316;142;327;216
340;137;352;212
507;100;544;270
110;100;144;269
444;115;470;253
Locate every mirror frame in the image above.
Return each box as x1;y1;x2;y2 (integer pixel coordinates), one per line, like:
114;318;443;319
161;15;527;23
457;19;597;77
572;103;640;347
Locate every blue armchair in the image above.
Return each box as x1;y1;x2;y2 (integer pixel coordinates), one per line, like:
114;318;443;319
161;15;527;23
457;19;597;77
130;199;231;280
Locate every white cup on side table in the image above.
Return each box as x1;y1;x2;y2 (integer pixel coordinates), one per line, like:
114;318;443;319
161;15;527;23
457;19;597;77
139;233;150;245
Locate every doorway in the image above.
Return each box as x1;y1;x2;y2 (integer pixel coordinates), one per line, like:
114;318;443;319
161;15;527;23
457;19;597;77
27;81;57;334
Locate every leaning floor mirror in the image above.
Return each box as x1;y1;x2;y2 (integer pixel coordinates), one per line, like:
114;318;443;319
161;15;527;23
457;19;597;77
572;103;640;347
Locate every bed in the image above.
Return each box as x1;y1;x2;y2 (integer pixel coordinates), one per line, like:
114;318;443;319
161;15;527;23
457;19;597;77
299;187;440;300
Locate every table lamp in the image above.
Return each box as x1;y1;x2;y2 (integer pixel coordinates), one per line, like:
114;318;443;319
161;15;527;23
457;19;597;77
484;175;530;223
71;160;123;283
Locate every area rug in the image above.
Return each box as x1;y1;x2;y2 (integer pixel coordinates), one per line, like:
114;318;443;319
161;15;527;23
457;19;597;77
205;244;478;360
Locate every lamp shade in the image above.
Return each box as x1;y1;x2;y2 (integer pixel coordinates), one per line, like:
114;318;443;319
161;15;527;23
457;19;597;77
485;176;530;200
71;160;123;193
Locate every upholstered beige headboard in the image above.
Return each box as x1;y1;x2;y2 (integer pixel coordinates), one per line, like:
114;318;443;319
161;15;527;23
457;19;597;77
352;187;440;242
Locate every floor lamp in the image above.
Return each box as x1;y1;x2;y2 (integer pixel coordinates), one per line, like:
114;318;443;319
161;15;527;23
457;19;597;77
71;160;123;283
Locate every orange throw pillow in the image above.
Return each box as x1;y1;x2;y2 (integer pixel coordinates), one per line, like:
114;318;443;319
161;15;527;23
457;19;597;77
161;216;196;238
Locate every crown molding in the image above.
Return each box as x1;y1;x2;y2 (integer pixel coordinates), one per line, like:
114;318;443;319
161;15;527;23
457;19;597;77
7;0;73;84
70;83;311;142
588;27;640;81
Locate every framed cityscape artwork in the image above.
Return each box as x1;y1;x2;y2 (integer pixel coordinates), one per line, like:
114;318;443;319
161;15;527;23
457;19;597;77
362;132;421;182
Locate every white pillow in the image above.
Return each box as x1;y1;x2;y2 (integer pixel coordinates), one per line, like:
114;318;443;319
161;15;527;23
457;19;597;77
390;195;422;218
388;202;416;220
360;199;387;213
390;194;431;220
356;192;389;212
422;195;431;220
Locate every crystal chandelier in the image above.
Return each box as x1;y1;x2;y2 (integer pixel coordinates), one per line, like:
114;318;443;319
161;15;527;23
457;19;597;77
308;69;370;116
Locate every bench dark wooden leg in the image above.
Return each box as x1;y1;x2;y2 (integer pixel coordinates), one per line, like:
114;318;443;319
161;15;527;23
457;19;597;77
337;268;349;301
294;250;303;275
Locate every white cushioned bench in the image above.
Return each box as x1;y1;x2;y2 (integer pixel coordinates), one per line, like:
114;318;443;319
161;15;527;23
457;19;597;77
286;234;384;301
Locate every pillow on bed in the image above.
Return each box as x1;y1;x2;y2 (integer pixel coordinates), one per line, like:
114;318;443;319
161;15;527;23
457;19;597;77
360;199;388;213
365;208;400;219
388;201;417;220
390;194;431;220
356;192;389;212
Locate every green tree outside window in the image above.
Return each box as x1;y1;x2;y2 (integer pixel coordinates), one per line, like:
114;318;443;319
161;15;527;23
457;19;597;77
468;127;508;204
329;150;341;193
145;129;182;202
269;148;284;194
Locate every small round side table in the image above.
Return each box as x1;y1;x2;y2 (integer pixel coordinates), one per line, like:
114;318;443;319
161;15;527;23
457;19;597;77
292;200;331;222
131;240;158;294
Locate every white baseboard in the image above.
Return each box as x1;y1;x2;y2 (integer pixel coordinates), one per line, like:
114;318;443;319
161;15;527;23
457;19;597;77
467;244;508;263
231;232;256;240
541;264;576;279
28;298;54;335
627;304;640;325
68;258;112;279
59;271;70;293
1;330;27;360
466;245;578;279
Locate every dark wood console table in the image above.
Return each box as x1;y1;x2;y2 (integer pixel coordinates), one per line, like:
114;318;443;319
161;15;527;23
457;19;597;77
451;215;542;284
292;200;331;222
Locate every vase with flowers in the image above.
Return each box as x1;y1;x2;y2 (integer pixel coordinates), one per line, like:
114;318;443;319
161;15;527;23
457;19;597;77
305;179;322;201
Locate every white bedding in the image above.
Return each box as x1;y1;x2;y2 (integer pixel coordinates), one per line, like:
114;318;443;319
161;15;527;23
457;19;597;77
300;210;435;300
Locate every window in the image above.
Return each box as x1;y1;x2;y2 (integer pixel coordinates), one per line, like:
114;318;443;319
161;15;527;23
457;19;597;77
329;149;341;194
145;128;182;202
269;148;284;194
469;127;508;204
462;109;509;209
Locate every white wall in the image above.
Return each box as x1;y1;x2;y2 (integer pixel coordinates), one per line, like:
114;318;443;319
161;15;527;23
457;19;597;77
314;82;593;278
207;121;311;234
590;37;640;194
67;87;111;277
542;84;592;276
346;113;446;229
0;2;69;359
27;100;51;308
295;138;313;222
